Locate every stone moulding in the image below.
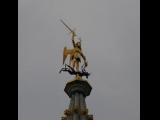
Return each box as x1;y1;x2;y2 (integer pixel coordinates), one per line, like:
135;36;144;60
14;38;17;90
64;79;92;98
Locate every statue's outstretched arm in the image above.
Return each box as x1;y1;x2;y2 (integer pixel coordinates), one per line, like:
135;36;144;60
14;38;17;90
71;31;76;47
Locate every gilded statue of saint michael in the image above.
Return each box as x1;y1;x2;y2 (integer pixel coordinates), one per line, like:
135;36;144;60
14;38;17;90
63;31;88;72
60;20;89;79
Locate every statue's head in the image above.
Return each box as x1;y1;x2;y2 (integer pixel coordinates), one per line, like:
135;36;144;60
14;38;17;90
75;41;81;49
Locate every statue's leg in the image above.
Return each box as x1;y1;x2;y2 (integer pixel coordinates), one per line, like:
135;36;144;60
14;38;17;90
69;57;72;66
72;60;75;70
76;62;79;72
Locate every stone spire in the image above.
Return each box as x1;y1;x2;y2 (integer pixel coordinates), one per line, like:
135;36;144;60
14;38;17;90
61;79;93;120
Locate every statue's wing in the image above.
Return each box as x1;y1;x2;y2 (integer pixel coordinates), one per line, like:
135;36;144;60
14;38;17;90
63;47;73;64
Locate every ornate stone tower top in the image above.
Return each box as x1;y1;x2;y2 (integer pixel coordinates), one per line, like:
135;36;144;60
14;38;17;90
59;20;93;120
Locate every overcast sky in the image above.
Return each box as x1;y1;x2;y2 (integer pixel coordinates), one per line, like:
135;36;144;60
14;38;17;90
18;0;140;120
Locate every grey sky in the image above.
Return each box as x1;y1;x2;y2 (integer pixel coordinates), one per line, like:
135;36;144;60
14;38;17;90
18;0;140;120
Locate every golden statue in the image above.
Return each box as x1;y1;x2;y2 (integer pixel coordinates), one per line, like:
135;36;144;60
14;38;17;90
59;20;90;79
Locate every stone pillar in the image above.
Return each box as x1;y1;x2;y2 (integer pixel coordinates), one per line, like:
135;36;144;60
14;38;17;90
80;94;87;120
62;79;93;120
73;92;80;120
